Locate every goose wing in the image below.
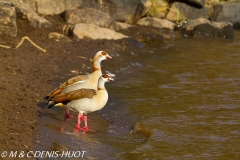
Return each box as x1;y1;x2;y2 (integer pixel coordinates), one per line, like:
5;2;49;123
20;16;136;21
46;88;96;108
44;75;89;100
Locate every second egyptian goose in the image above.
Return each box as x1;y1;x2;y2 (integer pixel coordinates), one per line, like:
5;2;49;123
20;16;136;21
45;51;112;99
46;74;114;134
44;51;112;122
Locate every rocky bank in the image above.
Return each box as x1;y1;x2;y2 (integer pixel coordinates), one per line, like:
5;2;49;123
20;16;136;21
0;0;239;40
0;0;240;157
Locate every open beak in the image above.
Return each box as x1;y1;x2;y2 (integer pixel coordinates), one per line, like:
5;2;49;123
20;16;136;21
108;77;114;82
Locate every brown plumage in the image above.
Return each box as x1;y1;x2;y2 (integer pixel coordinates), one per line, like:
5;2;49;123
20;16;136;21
47;89;96;107
44;51;111;101
46;74;114;134
44;75;89;100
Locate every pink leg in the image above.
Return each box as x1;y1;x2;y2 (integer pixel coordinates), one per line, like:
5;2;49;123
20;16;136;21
82;115;95;134
74;113;84;134
61;108;74;132
65;108;74;119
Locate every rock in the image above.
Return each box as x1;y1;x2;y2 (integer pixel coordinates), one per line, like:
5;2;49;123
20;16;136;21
175;0;206;8
0;1;17;36
233;22;240;29
116;22;134;30
213;21;234;39
36;0;85;15
209;2;240;29
21;0;150;24
132;0;152;23
119;25;175;42
99;0;150;24
72;23;128;40
184;18;213;30
63;8;119;31
166;2;209;23
136;17;175;30
183;18;234;39
130;122;152;137
15;3;51;28
2;0;151;24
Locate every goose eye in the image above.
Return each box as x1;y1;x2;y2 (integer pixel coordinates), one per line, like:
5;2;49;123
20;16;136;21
102;74;108;78
101;51;107;55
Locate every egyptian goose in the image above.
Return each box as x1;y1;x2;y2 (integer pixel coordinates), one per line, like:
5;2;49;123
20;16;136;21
44;51;112;123
46;74;114;134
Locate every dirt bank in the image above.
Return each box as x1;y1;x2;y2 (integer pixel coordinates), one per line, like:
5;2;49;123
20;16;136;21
0;13;166;159
0;15;126;157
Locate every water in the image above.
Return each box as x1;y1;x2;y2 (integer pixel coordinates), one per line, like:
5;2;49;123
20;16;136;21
37;32;240;159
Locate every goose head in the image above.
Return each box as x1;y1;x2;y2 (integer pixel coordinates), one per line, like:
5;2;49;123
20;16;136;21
97;74;114;90
93;51;112;62
101;74;114;82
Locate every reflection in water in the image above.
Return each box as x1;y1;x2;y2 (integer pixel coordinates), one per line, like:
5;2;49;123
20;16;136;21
36;32;240;159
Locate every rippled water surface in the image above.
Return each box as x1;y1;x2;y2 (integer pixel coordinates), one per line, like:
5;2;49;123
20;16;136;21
37;32;240;159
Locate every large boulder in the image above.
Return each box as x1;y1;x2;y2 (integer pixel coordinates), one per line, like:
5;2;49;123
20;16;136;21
72;23;128;40
209;2;240;29
15;3;51;28
136;17;175;30
119;25;175;42
36;0;84;15
63;8;119;31
98;0;151;24
183;18;234;39
213;21;234;39
166;2;209;23
4;0;150;24
0;1;17;36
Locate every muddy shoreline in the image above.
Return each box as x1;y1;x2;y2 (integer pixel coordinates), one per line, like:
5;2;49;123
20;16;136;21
0;15;140;158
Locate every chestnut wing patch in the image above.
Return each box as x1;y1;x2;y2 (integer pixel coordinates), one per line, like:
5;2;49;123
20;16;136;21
53;88;96;104
45;75;89;100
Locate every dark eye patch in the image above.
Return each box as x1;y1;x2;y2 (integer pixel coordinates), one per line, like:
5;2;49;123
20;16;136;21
102;74;109;78
101;51;107;55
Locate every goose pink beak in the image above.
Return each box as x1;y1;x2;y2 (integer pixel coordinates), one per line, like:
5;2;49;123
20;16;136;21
109;77;114;82
106;55;112;60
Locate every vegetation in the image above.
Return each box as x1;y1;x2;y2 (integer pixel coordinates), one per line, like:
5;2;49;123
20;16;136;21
147;0;187;25
147;0;237;25
147;0;168;17
148;0;238;17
